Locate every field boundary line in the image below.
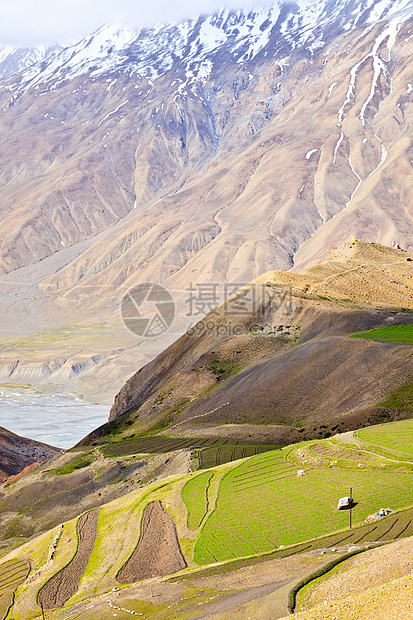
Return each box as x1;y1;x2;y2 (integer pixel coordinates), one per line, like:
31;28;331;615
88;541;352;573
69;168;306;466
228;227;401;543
288;545;380;614
232;465;295;485
198;473;214;529
232;460;291;479
210;532;237;558
233;470;301;492
350;526;378;545
199;473;223;530
376;518;401;541
395;519;411;539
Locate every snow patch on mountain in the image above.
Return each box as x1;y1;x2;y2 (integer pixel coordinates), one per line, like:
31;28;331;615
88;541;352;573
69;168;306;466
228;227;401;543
1;0;413;103
13;25;138;94
198;17;228;53
338;17;401;128
0;44;61;80
306;149;318;159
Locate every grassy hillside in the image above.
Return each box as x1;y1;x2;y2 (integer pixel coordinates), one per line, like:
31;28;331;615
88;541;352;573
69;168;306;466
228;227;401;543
351;324;413;344
2;421;413;618
357;419;413;457
2;243;413;618
184;446;413;564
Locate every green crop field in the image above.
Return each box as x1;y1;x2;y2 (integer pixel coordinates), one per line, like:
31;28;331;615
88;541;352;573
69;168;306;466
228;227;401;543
198;445;274;468
182;471;213;530
358;419;413;456
0;559;30;619
351;323;413;344
173;505;413;583
182;449;413;564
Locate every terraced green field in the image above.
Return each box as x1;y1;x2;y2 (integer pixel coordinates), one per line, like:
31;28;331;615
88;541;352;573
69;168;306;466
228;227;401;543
3;423;413;619
198;444;273;468
183;449;413;564
182;471;213;530
100;436;275;468
351;323;413;344
0;559;30;619
173;504;413;582
358;419;413;457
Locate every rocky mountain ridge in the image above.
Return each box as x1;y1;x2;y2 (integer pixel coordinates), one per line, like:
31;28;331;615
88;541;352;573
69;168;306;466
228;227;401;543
3;0;413;92
1;0;413;281
86;241;413;445
0;426;59;482
0;44;60;80
1;0;413;401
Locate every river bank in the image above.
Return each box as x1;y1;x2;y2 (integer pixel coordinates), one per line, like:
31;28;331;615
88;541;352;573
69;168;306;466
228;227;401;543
0;388;109;449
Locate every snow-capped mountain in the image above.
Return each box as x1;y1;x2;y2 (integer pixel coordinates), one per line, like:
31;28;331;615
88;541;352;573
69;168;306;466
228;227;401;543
0;0;412;291
3;0;413;97
0;44;61;80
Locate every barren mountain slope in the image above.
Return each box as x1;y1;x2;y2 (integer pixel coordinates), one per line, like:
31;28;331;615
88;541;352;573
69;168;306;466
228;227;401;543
38;15;413;299
77;242;413;446
0;1;412;289
1;1;413;402
0;427;59;482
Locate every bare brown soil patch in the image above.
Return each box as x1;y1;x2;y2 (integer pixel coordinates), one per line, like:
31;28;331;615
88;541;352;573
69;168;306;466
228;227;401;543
4;462;39;485
38;508;98;609
117;500;186;583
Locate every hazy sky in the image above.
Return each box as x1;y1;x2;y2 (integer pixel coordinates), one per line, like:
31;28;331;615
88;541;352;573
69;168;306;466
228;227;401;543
1;0;275;47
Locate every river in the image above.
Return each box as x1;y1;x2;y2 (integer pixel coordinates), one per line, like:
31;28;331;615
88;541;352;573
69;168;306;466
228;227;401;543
0;389;109;449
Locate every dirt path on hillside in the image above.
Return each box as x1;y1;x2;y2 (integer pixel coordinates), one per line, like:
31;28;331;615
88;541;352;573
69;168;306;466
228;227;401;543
117;500;186;583
38;508;99;609
308;257;410;294
336;431;365;447
311;443;371;461
183;579;293;619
